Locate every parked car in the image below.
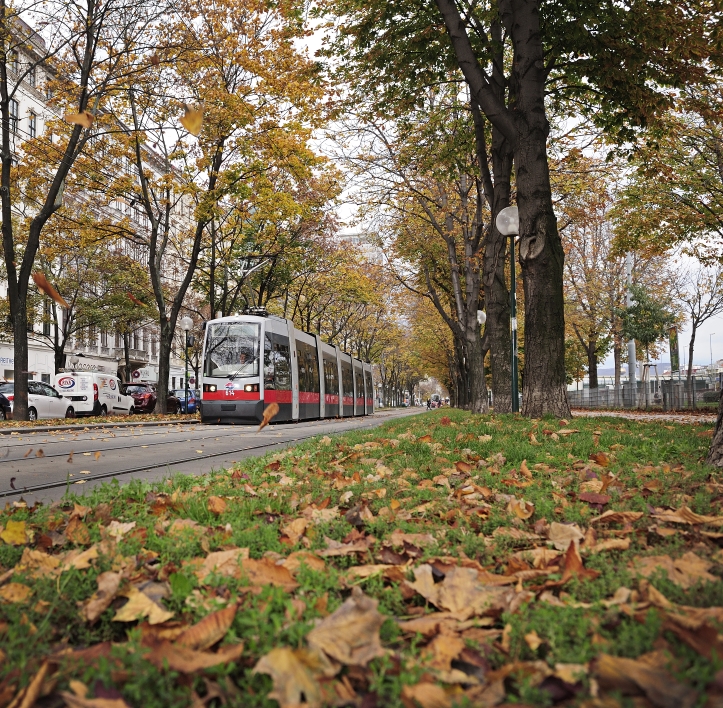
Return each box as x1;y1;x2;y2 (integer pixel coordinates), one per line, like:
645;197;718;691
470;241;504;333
54;371;135;416
173;388;200;414
0;381;76;421
0;390;10;420
123;383;182;414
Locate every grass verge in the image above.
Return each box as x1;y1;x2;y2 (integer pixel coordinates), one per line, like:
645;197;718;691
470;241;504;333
1;409;722;707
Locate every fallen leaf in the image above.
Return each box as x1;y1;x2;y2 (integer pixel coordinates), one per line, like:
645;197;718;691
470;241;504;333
578;492;611;505
548;522;584;551
594;653;697;708
64;111;94;129
176;604;237;651
520;460;533;481
589;452;610;467
179;104;203;136
307;586;385;665
66;516;91;545
61;545;99;571
0;582;32;603
281;518;308;545
94;451;101;461
36;448;44;458
105;521;136;539
194;548;249;582
282;551;325;574
258;402;280;431
651;506;723;527
113;586;174;625
16;548;61;578
455;461;472;474
0;519;28;545
401;683;451;708
389;530;437;547
525;630;543;651
143;635;244;673
82;572;122;622
631;552;718;588
253;647;324;708
557;428;580;436
560;541;600;583
207;496;227;515
508;498;534;519
590;510;644;525
240;557;299;591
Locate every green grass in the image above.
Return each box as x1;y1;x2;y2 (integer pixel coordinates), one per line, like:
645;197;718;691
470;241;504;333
0;410;721;706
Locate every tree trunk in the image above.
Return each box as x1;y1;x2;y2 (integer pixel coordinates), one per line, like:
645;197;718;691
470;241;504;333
707;390;723;465
123;331;131;383
587;340;598;389
466;332;489;412
687;326;696;391
156;319;173;414
614;341;621;406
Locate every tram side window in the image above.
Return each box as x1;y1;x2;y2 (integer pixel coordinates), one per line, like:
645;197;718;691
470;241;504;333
364;371;372;400
274;342;291;390
324;358;338;395
264;334;274;389
355;370;364;400
297;341;319;392
342;362;353;399
307;346;319;392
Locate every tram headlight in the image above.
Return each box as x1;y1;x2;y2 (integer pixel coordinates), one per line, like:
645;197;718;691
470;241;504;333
203;384;217;392
244;383;259;392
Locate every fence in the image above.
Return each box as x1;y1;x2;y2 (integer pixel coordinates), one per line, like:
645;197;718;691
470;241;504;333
568;372;721;411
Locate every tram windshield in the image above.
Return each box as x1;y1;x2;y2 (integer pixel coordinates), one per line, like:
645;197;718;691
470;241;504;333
204;322;260;378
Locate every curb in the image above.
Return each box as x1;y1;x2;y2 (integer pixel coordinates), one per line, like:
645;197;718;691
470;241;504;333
0;418;199;436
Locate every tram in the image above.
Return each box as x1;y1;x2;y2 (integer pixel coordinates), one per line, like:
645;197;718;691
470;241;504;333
199;309;374;424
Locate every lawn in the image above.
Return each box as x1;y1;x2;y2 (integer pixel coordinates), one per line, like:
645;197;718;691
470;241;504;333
1;409;722;707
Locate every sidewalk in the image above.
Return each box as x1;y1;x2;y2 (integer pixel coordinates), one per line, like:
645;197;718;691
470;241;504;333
0;416;198;435
573;409;716;424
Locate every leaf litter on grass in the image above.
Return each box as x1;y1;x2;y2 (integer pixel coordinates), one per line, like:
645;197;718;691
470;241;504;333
1;409;723;706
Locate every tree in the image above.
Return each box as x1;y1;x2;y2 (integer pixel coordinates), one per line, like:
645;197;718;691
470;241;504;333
115;0;325;412
620;285;676;364
1;0;164;418
676;266;723;386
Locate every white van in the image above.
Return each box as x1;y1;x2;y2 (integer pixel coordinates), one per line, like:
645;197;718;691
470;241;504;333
54;372;135;417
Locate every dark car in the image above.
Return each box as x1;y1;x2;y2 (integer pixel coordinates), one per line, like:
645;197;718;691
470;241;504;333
173;388;200;414
122;383;182;414
0;390;10;420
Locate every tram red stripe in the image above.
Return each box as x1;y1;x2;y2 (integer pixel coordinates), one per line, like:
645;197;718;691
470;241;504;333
299;391;320;404
264;390;292;403
325;394;339;404
342;396;353;405
203;390;260;401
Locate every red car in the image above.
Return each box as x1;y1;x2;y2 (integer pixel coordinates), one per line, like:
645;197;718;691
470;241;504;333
122;384;182;414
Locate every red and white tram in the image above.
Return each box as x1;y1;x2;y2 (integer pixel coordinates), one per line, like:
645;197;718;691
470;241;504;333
199;310;374;424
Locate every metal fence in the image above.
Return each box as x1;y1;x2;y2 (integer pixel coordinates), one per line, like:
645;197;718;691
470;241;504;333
568;373;721;411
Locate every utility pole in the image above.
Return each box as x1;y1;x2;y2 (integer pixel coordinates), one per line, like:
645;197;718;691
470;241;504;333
626;253;637;405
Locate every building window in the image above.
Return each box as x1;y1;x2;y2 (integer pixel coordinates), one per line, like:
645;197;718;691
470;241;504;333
9;99;18;134
8;50;18;73
115;331;121;347
172;376;176;389
41;373;50;384
133;330;139;349
28;111;36;138
42;299;51;336
101;330;108;347
28;65;36;88
151;335;157;355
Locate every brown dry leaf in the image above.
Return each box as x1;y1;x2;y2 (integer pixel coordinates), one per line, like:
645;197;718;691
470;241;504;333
631;552;718;589
409;565;509;619
455;461;472;474
105;521;136;540
589;452;610;467
0;519;28;545
578;492;611;505
94;451;101;461
389;530;437;547
508;498;534;519
194;547;249;582
240;558;299;591
594;653;697;708
282;551;325;574
149;53;160;66
418;435;433;443
557;428;580;436
307;586;385;665
281;518;308;545
524;630;543;651
207;496;227;515
66;516;91;545
258;402;280;431
529;433;541;446
427;629;465;671
316;537;371;557
520;460;533;481
560;541;600;583
179;104;203;136
253;647;324;708
33;272;70;309
176;604;237;651
64;111;94;129
144;635;244;673
82;572;122;622
651;506;723;527
16;548;61;578
400;683;451;708
588;538;630;553
113;586;173;625
24;448;33;457
61;694;131;708
17;661;50;708
36;448;45;458
0;582;32;603
590;510;644;525
548;522;584;551
61;545;99;571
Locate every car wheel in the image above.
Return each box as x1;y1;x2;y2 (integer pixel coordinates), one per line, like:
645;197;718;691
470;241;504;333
100;405;107;416
65;406;75;419
0;408;5;420
175;403;182;414
28;407;37;422
129;406;135;415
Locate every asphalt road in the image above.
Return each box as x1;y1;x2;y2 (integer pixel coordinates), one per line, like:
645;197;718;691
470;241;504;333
0;408;424;506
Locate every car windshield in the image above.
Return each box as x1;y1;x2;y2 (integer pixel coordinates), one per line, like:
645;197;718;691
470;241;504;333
0;383;13;394
204;322;260;378
124;385;148;394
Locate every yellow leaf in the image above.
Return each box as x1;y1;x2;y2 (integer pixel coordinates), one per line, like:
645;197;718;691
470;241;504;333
94;451;101;461
64;111;94;129
258;402;280;431
0;582;33;603
1;519;28;545
253;647;323;708
207;495;227;515
179;104;203;136
113;586;173;625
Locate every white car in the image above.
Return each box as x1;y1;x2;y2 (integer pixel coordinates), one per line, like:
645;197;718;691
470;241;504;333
0;381;76;421
54;372;135;416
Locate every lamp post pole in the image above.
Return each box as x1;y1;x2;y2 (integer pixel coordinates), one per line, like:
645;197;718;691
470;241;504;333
180;317;193;413
711;333;715;369
496;206;520;413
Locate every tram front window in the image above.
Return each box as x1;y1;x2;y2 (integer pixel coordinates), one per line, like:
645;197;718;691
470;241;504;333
204;323;260;378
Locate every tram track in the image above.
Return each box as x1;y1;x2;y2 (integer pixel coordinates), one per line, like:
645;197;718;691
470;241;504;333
0;415;407;499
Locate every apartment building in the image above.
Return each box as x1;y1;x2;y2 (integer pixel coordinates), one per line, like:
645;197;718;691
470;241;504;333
0;20;194;388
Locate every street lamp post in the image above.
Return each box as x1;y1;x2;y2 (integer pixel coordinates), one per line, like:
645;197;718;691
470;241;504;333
711;333;716;369
180;316;193;413
495;206;520;413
